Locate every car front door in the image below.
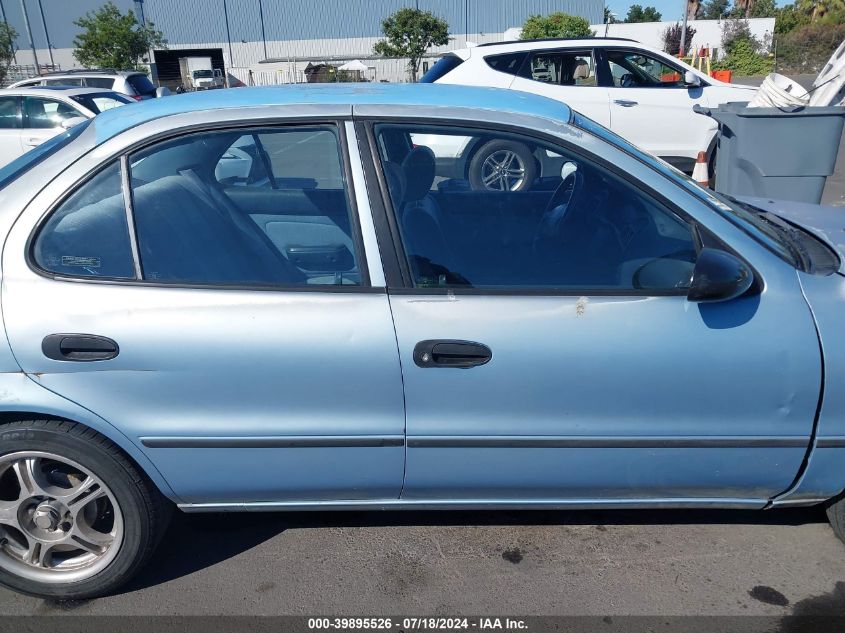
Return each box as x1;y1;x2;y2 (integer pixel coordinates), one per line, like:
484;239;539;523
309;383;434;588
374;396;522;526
601;48;715;169
0;95;23;167
363;117;819;505
21;96;84;151
2;119;405;506
508;48;611;128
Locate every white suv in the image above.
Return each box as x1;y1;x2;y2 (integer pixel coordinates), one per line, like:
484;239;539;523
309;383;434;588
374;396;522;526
422;37;758;172
9;70;160;101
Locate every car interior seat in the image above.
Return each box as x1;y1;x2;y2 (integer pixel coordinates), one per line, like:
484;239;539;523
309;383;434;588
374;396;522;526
397;146;467;285
131;171;306;285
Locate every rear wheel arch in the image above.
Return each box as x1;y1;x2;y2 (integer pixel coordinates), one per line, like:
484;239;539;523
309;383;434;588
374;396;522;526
0;410;179;503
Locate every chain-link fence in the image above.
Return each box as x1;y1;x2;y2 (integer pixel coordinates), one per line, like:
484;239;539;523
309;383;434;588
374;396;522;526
1;64;62;88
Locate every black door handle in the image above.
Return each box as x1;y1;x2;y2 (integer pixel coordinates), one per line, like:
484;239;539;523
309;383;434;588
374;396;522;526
413;340;491;368
42;334;119;362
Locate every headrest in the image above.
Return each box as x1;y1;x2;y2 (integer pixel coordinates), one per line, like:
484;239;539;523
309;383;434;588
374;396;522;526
573;61;590;80
383;161;406;209
401;146;436;202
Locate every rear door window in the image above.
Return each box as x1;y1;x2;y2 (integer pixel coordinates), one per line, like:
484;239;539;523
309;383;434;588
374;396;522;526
522;49;597;86
45;78;83;86
83;77;117;89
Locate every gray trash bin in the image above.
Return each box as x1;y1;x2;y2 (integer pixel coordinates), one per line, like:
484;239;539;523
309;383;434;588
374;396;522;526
694;102;845;204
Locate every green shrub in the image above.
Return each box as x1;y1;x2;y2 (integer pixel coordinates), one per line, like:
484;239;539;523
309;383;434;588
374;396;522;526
714;38;774;75
520;12;594;40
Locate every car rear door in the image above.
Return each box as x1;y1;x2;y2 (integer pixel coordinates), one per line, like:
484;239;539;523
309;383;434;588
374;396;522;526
360;115;819;506
507;47;611;127
2;117;406;506
601;48;715;168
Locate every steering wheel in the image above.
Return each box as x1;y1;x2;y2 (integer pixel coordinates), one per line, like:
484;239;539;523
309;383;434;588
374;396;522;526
532;166;583;254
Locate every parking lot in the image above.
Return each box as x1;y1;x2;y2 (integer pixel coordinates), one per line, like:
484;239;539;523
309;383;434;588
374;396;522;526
1;506;845;617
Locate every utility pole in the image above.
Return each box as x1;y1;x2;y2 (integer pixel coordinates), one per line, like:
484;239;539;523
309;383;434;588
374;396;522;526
679;0;689;57
19;0;39;74
223;0;234;69
36;0;52;67
258;0;267;60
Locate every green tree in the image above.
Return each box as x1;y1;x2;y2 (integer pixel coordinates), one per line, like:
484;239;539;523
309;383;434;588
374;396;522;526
373;7;449;82
73;1;166;70
624;4;663;22
604;7;620;23
520;12;595;39
747;0;778;17
701;0;730;19
0;23;18;87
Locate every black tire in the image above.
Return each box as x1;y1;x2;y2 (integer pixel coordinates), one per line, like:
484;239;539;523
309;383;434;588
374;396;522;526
0;420;172;599
826;493;845;545
468;140;537;192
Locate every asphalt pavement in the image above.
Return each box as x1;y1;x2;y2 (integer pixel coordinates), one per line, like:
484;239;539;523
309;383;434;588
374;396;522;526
2;507;845;617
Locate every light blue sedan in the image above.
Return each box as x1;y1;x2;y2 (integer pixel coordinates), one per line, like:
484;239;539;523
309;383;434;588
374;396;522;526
0;84;843;599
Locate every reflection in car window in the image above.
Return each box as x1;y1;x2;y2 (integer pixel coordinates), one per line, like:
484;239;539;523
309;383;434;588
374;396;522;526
23;97;81;129
606;50;684;88
33;162;135;279
570;112;799;266
375;124;696;291
0;96;19;129
128;126;360;286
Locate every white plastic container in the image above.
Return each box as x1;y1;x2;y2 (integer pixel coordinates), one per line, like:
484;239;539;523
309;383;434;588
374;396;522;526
748;73;809;108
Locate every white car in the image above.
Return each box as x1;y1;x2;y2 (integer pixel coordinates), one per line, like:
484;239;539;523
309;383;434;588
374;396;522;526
422;37;758;175
0;87;133;168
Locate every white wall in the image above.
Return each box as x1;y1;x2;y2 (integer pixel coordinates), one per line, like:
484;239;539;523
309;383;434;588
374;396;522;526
10;17;777;85
591;18;776;58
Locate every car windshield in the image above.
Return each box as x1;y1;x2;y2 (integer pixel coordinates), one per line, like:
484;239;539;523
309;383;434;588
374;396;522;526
71;92;133;114
193;70;213;78
0;120;89;191
571;111;801;266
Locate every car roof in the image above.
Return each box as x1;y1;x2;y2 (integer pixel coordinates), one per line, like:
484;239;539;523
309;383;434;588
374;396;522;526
0;86;121;98
458;37;657;56
89;83;573;141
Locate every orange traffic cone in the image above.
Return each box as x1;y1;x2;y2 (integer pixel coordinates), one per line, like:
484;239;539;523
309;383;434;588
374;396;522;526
692;151;709;187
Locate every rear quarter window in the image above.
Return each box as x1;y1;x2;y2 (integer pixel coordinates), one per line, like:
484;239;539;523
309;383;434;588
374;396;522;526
126;74;156;96
484;52;527;76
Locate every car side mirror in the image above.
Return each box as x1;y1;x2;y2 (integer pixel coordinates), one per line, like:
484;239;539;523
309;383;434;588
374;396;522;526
684;70;702;87
60;116;88;130
687;248;754;303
